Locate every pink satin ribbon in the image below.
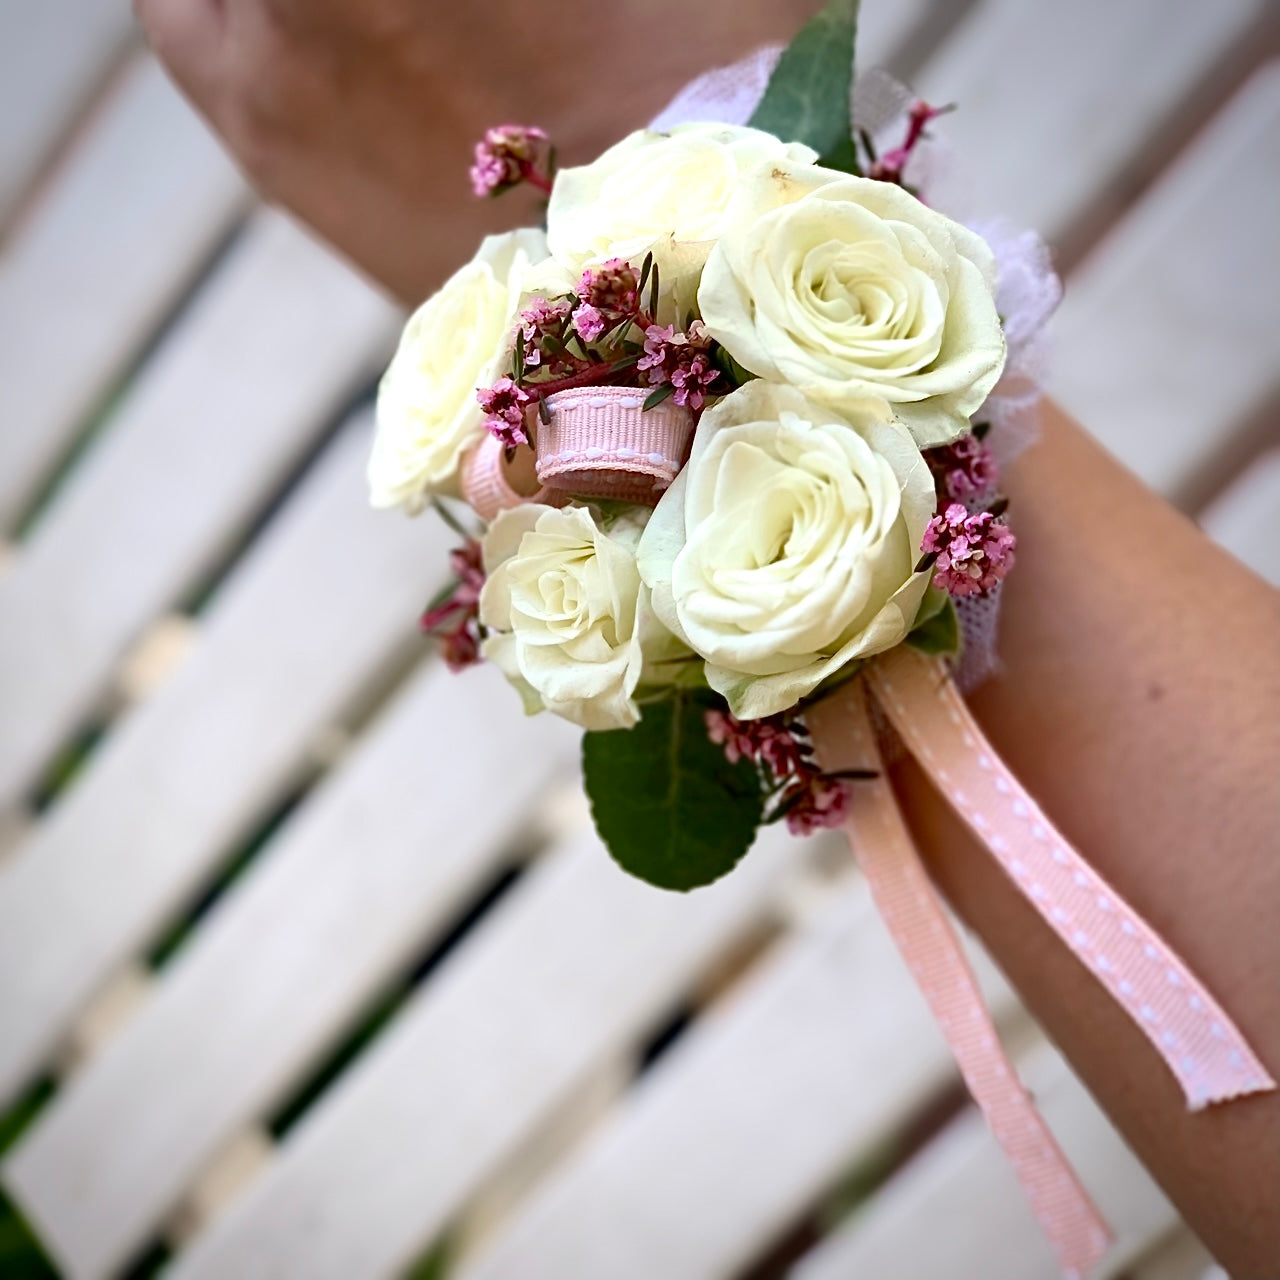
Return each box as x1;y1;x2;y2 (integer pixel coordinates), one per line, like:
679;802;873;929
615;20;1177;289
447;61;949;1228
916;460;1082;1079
460;435;564;522
536;385;693;503
809;646;1275;1278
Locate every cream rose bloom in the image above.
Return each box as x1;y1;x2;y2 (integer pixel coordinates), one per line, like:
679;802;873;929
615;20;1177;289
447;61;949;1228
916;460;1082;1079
480;504;674;732
636;382;934;720
546;124;817;288
369;228;546;510
698;161;1006;447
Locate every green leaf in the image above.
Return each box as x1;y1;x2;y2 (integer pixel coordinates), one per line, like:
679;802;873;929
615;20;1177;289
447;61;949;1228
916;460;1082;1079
747;0;861;171
582;692;764;891
910;582;948;629
643;383;676;411
712;345;757;389
907;595;961;656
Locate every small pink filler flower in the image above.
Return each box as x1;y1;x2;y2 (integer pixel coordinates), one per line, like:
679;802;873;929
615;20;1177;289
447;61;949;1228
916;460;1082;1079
477;378;532;449
927;432;1000;503
470;125;550;198
572;259;641;342
637;321;722;411
706;707;852;837
922;503;1017;598
421;541;486;671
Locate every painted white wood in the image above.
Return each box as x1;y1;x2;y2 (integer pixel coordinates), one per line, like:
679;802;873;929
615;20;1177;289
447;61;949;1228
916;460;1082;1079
0;0;137;225
912;0;1261;245
4;659;580;1279
1127;1228;1220;1280
0;55;251;532
0;418;438;1109
455;882;1022;1280
0;209;399;813
1050;64;1280;499
855;0;948;72
1199;448;1280;587
169;827;819;1280
790;1041;1177;1280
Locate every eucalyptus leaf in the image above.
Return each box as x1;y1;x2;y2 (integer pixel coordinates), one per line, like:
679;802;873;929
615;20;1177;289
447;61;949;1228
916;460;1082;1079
582;692;764;891
907;595;961;656
910;583;949;629
747;0;860;170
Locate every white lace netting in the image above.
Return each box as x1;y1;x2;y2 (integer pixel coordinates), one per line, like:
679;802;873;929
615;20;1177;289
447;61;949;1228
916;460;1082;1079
648;45;782;131
649;54;1062;691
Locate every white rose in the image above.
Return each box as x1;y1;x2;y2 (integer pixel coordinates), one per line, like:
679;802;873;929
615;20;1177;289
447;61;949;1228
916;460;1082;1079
480;504;673;731
636;382;934;720
698;161;1006;447
546;124;817;289
369;228;546;510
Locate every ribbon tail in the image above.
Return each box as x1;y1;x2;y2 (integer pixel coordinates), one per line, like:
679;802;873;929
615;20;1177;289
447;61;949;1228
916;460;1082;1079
809;680;1112;1280
868;646;1277;1110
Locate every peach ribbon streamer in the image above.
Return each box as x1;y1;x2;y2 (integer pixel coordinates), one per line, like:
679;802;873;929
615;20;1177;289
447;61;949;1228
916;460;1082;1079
809;647;1276;1278
808;679;1110;1278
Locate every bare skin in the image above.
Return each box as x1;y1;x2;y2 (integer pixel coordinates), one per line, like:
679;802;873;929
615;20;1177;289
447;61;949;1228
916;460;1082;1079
134;0;818;301
135;2;1280;1271
895;401;1280;1277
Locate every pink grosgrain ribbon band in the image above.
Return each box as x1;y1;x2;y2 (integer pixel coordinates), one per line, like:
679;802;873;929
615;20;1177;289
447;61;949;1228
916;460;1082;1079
868;646;1276;1111
807;681;1111;1279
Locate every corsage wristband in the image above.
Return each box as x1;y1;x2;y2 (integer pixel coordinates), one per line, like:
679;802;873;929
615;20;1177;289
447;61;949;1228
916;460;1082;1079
363;3;1275;1273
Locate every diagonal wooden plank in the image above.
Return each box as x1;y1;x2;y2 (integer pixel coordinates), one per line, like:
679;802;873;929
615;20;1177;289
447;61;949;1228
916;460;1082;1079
0;0;137;227
0;54;251;532
166;826;818;1280
790;1042;1178;1280
1127;1228;1221;1280
452;881;1021;1280
911;0;1261;248
0;209;400;813
1199;448;1280;587
1049;64;1280;500
0;416;439;1108
3;660;580;1280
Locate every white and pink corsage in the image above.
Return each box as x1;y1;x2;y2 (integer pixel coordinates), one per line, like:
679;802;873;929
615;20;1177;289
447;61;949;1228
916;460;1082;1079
365;3;1274;1275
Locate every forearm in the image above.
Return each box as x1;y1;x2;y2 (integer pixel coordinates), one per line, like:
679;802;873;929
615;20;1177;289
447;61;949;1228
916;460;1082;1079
138;0;817;302
893;401;1280;1276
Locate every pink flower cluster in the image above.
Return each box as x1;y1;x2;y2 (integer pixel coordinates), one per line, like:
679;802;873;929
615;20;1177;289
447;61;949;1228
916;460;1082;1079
476;378;532;449
421;541;486;670
637;320;722;411
518;297;573;373
470;125;550;198
706;708;852;837
921;503;1017;598
927;432;999;503
573;259;641;342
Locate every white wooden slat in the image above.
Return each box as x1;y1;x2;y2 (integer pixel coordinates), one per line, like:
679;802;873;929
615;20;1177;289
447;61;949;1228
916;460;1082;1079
911;0;1261;246
0;55;251;531
0;210;400;813
0;0;137;225
790;1041;1177;1280
169;826;818;1280
4;661;579;1280
1049;64;1280;499
854;0;948;73
0;417;438;1108
1199;448;1280;587
455;881;1022;1280
1128;1229;1220;1280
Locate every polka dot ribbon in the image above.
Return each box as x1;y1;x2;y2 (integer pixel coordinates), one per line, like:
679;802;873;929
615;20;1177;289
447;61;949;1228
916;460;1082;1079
807;650;1275;1279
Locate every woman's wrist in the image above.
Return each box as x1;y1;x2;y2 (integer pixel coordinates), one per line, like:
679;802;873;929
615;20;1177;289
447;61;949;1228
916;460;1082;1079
892;401;1280;1277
